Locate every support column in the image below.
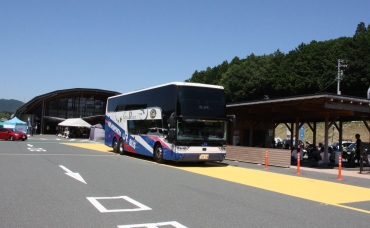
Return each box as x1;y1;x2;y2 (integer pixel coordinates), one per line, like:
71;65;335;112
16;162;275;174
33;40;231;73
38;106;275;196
290;122;294;149
339;121;343;151
249;128;253;147
324;117;329;164
295;118;299;149
41;99;45;135
313;122;317;149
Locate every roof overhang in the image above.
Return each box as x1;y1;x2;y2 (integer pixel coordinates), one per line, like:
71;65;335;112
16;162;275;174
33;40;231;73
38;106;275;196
226;94;370;123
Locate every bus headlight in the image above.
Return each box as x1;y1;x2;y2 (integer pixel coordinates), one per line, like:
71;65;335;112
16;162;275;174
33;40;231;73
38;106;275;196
218;146;226;152
176;146;189;152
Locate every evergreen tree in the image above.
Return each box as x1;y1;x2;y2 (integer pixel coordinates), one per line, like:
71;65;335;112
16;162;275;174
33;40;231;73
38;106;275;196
187;22;370;102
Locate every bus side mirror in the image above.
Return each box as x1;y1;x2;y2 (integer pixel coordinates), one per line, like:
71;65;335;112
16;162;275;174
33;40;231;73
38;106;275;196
168;128;175;140
169;113;175;128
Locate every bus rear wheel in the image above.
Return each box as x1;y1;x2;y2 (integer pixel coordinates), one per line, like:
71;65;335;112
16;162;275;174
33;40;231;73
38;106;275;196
154;145;164;163
119;138;125;155
113;138;119;153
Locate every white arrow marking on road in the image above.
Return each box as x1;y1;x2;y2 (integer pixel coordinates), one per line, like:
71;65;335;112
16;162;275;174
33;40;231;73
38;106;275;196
28;148;46;152
59;165;87;184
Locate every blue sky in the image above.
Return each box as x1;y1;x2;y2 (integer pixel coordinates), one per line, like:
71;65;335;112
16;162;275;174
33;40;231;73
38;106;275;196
1;0;369;102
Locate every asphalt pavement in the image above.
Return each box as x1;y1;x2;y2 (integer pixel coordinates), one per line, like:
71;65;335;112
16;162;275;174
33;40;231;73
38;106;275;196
2;134;370;227
25;134;370;182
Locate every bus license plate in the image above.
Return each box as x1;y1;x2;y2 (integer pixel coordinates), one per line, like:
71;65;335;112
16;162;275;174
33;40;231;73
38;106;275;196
199;154;209;160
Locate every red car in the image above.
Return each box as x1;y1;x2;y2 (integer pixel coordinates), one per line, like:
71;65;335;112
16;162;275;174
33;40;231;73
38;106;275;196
0;128;28;141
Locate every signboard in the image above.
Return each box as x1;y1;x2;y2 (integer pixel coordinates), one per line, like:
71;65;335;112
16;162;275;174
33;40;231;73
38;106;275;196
299;126;304;140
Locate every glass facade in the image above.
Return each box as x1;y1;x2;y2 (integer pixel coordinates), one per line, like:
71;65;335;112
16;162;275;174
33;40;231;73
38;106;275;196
15;90;119;135
45;97;106;119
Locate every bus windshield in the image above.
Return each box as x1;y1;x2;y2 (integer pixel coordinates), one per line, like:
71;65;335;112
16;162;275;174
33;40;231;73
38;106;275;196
177;86;225;118
176;118;226;142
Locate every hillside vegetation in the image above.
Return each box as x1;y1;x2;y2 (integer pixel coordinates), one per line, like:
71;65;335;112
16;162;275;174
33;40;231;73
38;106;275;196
275;122;369;144
185;22;370;144
186;22;370;103
0;99;24;112
0;99;24;119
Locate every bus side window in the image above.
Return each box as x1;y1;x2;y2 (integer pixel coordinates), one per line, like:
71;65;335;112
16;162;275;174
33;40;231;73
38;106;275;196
128;120;136;134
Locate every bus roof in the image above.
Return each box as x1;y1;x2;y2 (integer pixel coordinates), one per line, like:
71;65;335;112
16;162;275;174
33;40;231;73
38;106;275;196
108;82;224;99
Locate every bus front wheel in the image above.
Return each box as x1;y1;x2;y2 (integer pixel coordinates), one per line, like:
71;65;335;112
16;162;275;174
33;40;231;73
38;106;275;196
154;145;164;163
119;138;125;155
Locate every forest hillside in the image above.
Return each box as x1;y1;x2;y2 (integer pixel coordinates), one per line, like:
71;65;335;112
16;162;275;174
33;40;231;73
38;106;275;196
186;22;370;144
186;22;370;103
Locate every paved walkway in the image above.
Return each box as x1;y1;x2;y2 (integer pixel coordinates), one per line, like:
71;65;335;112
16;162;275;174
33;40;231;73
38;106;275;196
290;164;370;179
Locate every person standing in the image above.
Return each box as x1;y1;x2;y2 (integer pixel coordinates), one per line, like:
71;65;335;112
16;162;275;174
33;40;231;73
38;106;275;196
355;134;361;164
299;144;304;161
34;123;38;135
291;147;298;164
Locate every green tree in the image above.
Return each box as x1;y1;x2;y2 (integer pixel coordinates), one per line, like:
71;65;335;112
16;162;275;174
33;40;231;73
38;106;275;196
186;22;370;102
0;112;11;119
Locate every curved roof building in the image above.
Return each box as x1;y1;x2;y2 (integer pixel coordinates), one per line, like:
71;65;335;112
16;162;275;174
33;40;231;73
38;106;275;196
14;88;120;135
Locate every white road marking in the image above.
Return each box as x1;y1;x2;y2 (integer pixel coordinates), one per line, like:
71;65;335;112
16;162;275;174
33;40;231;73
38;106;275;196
28;148;46;152
86;196;151;213
117;221;187;228
27;144;33;147
59;165;87;184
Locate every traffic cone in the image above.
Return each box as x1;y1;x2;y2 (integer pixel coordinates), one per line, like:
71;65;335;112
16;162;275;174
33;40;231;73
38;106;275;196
296;152;301;174
337;155;343;180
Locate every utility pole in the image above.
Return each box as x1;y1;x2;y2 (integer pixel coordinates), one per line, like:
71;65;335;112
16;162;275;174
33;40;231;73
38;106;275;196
337;59;347;95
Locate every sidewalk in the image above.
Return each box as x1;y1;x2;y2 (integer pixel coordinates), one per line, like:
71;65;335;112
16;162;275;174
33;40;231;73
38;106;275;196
290;163;370;179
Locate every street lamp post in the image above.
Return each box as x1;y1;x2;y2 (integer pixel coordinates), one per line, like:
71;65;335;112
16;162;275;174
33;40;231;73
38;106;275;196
337;59;347;95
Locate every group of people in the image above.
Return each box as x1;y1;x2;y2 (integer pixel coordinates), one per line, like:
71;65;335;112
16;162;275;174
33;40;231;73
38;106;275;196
291;144;333;165
56;126;88;139
291;133;363;166
27;123;38;136
57;127;70;138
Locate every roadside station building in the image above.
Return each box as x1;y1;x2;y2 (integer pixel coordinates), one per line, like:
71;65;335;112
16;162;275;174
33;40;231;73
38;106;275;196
226;93;370;167
13;88;120;135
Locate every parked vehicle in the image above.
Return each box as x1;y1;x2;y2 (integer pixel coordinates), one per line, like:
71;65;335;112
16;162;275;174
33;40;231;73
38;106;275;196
274;137;283;148
342;141;354;149
329;141;354;151
282;139;304;149
0;128;27;141
342;143;356;162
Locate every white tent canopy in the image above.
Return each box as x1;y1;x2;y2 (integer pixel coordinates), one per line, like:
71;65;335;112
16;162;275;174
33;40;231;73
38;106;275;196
58;118;91;128
3;117;27;133
89;123;105;140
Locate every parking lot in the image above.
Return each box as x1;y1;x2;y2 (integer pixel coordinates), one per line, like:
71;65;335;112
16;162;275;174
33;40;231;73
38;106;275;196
1;135;370;227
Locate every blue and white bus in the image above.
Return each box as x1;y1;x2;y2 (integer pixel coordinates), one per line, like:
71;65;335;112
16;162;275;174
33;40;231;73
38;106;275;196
105;82;227;163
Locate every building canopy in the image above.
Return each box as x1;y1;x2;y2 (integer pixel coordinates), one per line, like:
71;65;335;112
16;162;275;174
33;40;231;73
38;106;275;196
58;118;92;128
3;117;27;133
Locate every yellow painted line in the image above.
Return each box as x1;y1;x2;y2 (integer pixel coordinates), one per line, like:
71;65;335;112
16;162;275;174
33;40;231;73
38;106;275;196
61;143;115;154
65;143;370;214
173;165;370;213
